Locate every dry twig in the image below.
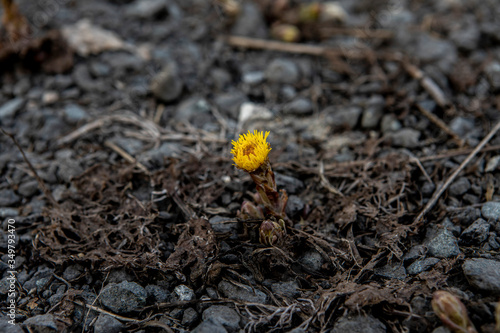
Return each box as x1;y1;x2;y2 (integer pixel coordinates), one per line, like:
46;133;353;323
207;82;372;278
412;120;500;226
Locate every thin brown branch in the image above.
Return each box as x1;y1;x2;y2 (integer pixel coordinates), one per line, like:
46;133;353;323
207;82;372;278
404;62;448;108
1;128;59;208
412;120;500;226
415;103;464;146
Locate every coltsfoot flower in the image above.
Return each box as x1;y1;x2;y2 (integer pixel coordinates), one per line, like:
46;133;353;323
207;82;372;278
231;130;271;172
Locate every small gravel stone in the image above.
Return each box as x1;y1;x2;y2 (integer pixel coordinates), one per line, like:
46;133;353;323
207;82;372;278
0;207;19;218
23;314;58;333
460;218;490;244
332;315;386;333
191;319;228;333
274;173;304;194
209;216;238;236
271;281;300;298
462;258;500;293
64;104;89;124
125;0;168;19
360;96;385;129
285;195;305;219
100;281;147;314
485;61;500;91
299;250;324;273
62;264;84;281
231;1;267;38
421;182;436;196
324;105;362;130
426;228;461;258
481;201;500;221
218;280;267;303
265;59;300;85
381;114;402;133
389;128;421;148
449;117;474;138
175;97;211;122
17;180;39;197
374;262;407;280
0;318;23;333
174;284;195;301
403;245;427;262
0;189;20;207
0;98;24;119
283;98;313;116
407;258;440;275
151;62;183;102
215;92;248;119
182;307;199;326
146;284;171;303
449;177;471;196
202;305;241;331
93;314;125;333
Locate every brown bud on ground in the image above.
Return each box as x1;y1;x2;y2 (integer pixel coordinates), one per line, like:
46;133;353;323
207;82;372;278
431;290;477;333
259;219;286;246
271;23;301;43
239;200;265;220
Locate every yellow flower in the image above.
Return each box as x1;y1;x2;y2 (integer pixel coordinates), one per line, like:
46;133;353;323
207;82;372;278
231;130;271;172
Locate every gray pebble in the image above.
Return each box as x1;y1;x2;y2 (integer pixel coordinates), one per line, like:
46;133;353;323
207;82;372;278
332;315;386;333
231;1;267;38
324;105;362;130
271;281;301;299
407;258;440;275
380;114;402;133
0;207;19;218
100;281;147;314
0;98;24;120
449;117;474;138
182;307;199;326
151;62;183;102
17;180;39;197
202;305;241;331
460;218;490;244
23;314;58;333
209;216;238;236
485;61;500;91
389;128;421;148
63;264;84;281
285;195;305;219
214;92;248;118
191;319;228;333
146;284;171;303
0;318;23;333
403;245;427;262
360;96;385;129
93;314;124;333
125;0;168;19
283;98;313;116
299;250;324;273
481;201;500;221
462;258;500;293
0;189;20;207
374;262;407;280
242;71;264;85
64;104;89;124
265;59;300;85
448;177;471;196
426;228;461;258
218;280;267;303
174;284;195;301
274;173;304;194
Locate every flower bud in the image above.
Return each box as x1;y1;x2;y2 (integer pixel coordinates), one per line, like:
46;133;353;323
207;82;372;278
240;200;264;220
259;219;286;246
431;290;477;333
271;24;301;43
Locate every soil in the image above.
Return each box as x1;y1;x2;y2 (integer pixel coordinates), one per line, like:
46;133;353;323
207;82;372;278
1;0;500;332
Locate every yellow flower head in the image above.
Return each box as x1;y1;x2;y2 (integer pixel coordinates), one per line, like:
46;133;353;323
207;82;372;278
231;130;271;172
